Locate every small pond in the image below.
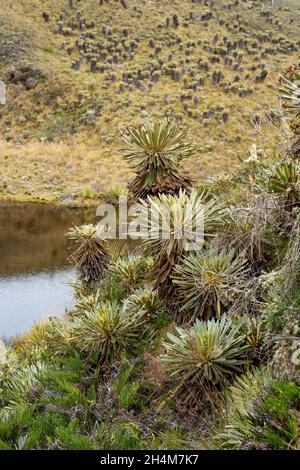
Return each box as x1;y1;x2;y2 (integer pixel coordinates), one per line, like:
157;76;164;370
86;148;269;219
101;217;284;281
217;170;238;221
0;202;96;339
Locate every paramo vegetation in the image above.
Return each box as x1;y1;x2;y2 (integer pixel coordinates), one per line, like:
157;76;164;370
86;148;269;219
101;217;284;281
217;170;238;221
0;67;300;450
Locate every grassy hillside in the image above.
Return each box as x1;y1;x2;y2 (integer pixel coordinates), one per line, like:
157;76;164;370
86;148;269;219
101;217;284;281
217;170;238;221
0;0;300;203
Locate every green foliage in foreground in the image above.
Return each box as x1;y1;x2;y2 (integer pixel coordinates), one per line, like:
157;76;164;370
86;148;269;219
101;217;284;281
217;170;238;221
221;369;300;450
0;354;185;450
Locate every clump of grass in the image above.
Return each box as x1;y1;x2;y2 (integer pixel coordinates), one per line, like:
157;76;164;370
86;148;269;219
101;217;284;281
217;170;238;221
71;301;150;367
258;160;300;211
216;203;278;268
41;45;54;53
221;369;300;450
172;248;249;321
68;224;109;285
280;68;300;158
120;120;195;200
15;318;71;359
161;316;250;405
81;187;97;199
107;184;127;202
111;255;153;294
140;190;224;303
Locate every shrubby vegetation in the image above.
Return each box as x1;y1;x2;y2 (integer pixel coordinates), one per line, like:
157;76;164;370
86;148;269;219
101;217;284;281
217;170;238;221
120;121;194;200
0;68;300;450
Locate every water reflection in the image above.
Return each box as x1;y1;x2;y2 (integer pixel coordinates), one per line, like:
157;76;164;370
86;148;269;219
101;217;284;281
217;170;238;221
0;269;74;339
0;202;95;276
0;202;96;338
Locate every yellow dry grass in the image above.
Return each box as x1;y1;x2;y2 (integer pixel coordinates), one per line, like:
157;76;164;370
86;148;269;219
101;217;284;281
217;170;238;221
0;0;299;204
0;138;132;204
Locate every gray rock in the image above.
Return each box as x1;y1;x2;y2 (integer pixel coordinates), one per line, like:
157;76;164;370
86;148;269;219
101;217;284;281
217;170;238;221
60;194;75;203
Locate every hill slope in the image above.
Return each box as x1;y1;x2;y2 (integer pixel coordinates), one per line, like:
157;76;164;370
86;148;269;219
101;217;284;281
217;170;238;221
0;0;300;203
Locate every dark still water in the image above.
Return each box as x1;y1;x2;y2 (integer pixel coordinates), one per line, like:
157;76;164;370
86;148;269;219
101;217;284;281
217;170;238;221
0;202;96;338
